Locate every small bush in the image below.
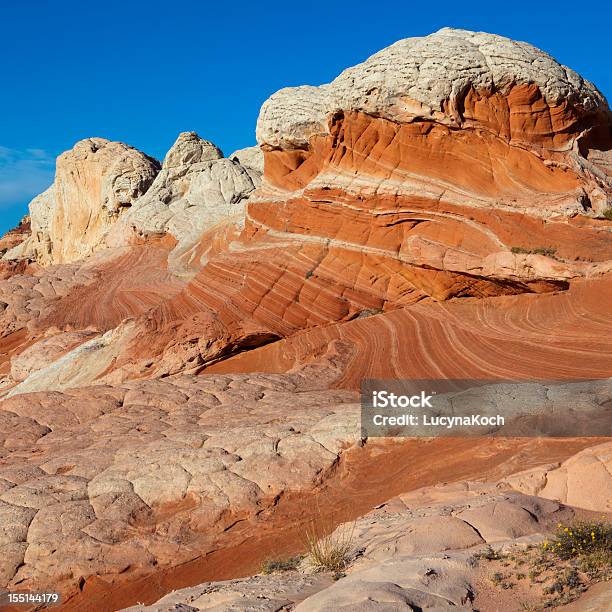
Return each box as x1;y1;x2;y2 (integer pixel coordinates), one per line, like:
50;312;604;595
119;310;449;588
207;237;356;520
602;207;612;220
355;307;384;319
261;556;302;574
511;246;557;257
474;545;503;561
532;247;557;257
579;549;610;578
544;520;611;561
563;567;581;589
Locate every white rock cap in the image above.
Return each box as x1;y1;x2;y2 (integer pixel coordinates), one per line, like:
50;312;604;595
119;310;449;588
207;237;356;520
256;28;609;148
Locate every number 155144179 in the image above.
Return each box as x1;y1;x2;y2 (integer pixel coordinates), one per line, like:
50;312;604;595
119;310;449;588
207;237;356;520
0;591;61;607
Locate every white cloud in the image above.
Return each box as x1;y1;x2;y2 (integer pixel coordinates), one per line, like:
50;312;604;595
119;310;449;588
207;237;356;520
0;146;55;210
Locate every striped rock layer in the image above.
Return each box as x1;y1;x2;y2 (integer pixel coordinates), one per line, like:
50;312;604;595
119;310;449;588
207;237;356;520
103;29;612;379
0;29;611;603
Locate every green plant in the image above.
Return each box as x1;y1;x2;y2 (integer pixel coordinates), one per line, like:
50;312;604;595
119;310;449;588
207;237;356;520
355;307;384;319
261;556;302;574
533;247;557;257
601;207;612;220
579;549;611;578
511;246;557;257
544;520;611;561
474;545;503;561
562;567;581;589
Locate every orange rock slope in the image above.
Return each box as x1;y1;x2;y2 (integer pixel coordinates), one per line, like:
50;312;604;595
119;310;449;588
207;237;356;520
106;82;612;380
2;29;611;386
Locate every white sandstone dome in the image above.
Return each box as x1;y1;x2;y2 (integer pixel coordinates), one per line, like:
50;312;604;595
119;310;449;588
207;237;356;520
256;28;608;148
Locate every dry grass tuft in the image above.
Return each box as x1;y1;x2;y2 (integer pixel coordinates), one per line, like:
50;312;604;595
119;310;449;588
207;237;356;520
304;511;356;573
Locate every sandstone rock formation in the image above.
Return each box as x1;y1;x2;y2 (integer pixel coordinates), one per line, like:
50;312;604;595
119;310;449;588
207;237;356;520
87;28;610;380
0;216;35;279
0;238;184;391
2;132;261;277
503;444;612;511
122;449;612;612
0;216;30;257
24;139;160;265
9;329;99;382
0;371;357;598
110;132;260;275
0;27;610;611
229;145;264;181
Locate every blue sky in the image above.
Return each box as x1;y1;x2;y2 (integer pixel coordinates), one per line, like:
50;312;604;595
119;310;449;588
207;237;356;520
1;0;610;235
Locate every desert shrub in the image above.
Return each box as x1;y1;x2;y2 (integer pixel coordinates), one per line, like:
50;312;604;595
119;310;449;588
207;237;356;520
543;520;611;561
532;247;557;257
472;545;507;562
511;246;557;257
261;556;302;574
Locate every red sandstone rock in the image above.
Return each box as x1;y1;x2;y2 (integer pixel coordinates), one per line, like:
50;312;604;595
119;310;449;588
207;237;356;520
0;28;610;610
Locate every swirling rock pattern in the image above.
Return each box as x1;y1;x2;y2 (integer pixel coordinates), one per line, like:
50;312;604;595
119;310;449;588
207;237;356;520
206;276;612;385
0;28;610;608
99;30;612;379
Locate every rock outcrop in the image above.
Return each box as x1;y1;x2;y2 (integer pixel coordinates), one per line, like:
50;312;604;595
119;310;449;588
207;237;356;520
0;27;610;611
92;28;611;379
24;139;160;265
122;445;612;612
206;276;612;385
1;29;608;391
503;444;612;511
253;28;612;284
0;216;31;258
3;133;261;275
110;132;260;275
229;145;264;182
0;216;35;279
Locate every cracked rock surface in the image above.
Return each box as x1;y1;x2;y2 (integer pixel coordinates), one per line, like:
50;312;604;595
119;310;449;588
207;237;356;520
123;451;612;611
0;372;359;594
